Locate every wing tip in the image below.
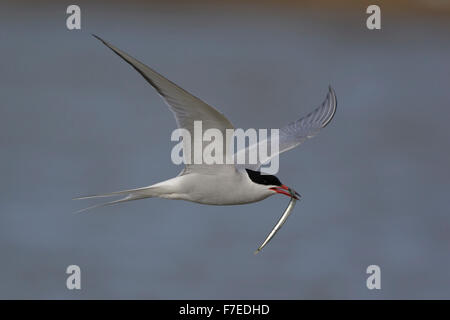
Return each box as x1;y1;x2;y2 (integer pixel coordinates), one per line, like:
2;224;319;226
91;34;113;49
322;85;337;128
91;33;104;42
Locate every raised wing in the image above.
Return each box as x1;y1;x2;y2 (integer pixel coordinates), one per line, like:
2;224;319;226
241;86;337;171
93;35;235;173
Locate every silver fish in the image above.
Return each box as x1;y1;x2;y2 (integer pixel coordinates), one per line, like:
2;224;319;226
254;189;299;254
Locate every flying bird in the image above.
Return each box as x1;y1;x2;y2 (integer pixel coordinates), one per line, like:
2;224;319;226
75;35;337;252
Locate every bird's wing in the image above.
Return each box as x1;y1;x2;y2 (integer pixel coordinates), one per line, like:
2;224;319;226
93;35;235;174
239;87;337;171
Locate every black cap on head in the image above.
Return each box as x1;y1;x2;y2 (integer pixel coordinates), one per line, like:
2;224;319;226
245;169;282;186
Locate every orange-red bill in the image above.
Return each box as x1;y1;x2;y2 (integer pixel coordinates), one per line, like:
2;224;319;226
270;185;300;200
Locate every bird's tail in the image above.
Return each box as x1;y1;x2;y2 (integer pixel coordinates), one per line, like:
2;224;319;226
73;185;155;213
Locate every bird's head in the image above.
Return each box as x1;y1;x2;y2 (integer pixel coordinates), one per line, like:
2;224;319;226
245;169;300;200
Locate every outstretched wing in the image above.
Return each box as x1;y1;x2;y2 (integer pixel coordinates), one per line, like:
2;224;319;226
93;35;235;173
240;86;337;171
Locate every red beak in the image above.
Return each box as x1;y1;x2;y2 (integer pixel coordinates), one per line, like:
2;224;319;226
269;185;300;200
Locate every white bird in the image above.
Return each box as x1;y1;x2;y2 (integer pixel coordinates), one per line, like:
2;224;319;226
75;35;337;252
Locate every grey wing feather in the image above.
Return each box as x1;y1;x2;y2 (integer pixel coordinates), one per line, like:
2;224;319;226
278;86;337;154
242;86;337;171
92;35;234;173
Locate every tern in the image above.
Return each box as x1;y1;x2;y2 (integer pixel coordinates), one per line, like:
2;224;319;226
75;35;337;252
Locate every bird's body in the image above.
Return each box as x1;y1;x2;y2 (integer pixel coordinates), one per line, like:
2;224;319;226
76;35;337;252
80;168;273;207
133;169;272;205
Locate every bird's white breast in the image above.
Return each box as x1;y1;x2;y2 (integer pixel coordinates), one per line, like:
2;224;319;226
156;170;273;205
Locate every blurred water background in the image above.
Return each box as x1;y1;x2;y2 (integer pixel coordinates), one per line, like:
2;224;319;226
1;0;450;298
